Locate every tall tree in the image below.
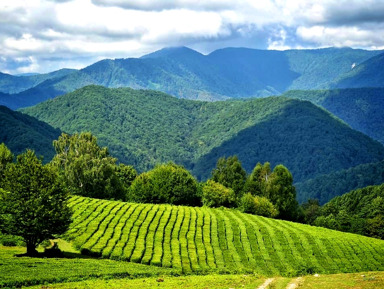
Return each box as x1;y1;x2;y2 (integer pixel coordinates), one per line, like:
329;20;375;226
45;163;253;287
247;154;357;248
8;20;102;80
0;150;72;256
0;143;13;188
211;156;247;197
267;165;299;220
244;162;271;196
51;132;125;200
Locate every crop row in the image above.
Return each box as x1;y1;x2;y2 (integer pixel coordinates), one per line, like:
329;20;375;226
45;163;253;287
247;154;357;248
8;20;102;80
67;197;384;275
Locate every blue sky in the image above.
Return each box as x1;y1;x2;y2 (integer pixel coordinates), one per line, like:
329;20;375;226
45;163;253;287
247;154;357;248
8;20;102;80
1;0;384;74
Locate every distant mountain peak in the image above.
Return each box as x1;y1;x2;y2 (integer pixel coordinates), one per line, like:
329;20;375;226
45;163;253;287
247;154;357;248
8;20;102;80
141;46;203;59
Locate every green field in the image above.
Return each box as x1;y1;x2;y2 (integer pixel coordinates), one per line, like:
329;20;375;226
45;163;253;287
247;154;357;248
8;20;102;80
65;196;384;276
22;271;384;289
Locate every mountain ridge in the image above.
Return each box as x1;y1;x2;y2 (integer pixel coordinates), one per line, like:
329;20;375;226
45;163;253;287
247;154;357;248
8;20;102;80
2;47;383;109
21;85;384;188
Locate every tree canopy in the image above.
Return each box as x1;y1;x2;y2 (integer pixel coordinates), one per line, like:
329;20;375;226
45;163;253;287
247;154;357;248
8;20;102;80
128;162;199;206
0;150;72;255
51;132;125;200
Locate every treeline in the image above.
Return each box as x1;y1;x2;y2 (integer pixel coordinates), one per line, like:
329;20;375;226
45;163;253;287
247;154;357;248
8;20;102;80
0;132;301;222
295;160;384;204
301;184;384;239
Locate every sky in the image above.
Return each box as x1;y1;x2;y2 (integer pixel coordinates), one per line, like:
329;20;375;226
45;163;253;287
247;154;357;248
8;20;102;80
1;0;384;74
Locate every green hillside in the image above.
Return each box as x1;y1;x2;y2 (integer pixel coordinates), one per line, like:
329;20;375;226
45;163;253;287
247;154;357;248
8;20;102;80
0;105;61;160
0;69;76;95
21;85;384;184
296;160;384;204
66;196;384;275
314;184;384;239
331;53;384;89
2;47;382;109
284;88;384;145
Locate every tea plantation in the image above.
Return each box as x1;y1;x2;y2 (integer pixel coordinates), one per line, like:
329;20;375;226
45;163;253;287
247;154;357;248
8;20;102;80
66;196;384;276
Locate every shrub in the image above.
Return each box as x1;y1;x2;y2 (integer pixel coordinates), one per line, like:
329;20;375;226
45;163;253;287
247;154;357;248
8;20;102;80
202;180;236;208
128;162;199;206
240;193;278;218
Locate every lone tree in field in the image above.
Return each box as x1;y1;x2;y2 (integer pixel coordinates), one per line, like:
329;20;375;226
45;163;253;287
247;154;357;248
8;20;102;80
0;150;72;256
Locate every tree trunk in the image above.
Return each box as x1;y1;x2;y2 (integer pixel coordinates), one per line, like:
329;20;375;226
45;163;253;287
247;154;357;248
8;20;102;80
26;242;38;256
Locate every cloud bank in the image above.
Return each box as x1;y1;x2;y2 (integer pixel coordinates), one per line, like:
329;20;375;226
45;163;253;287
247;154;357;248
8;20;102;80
1;0;384;73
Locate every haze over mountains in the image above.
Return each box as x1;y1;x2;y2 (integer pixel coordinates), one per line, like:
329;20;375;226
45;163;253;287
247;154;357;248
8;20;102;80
1;47;384;109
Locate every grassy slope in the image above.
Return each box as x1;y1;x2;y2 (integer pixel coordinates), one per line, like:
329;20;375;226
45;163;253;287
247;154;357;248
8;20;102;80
0;105;61;160
65;196;384;276
21;86;384;184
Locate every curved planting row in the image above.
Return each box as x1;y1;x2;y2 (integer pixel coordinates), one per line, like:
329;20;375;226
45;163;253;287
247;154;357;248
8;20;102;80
66;196;384;275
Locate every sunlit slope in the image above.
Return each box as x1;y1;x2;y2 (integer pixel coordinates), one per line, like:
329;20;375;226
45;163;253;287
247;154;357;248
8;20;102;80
66;196;384;275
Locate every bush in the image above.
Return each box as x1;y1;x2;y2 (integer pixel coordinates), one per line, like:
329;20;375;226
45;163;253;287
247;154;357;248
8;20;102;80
202;180;236;208
240;193;278;218
128;162;199;206
0;234;24;246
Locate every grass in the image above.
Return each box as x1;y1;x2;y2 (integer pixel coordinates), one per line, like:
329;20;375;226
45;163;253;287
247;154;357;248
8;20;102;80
64;196;384;276
0;245;179;288
21;271;384;289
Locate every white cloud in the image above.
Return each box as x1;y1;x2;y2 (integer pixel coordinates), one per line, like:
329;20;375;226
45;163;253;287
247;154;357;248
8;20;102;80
1;0;384;73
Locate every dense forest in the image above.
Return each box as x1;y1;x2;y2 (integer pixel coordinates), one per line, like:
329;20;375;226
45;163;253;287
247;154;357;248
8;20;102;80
21;86;384;188
306;184;384;239
284;87;384;145
296;160;384;204
0;105;60;160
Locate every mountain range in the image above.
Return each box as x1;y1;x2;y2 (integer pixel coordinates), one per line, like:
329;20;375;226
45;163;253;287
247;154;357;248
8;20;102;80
20;86;384;192
1;47;383;109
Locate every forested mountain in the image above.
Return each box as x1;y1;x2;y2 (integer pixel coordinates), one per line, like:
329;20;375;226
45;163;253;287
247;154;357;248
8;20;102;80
284;88;384;144
21;86;384;186
331;52;384;89
0;105;61;160
296;160;384;204
316;184;384;239
2;47;383;109
0;69;76;95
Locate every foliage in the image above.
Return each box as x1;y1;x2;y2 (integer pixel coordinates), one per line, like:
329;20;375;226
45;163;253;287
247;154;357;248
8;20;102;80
243;162;298;220
295;160;384;204
115;163;137;193
128;162;199;206
22;86;384;184
267;165;298;220
0;143;13;188
0;150;72;255
51;132;125;200
0;105;60;161
313;184;384;239
240;193;278;218
202;180;236;208
284;87;384;145
301;199;321;224
211;156;247;197
65;196;384;276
